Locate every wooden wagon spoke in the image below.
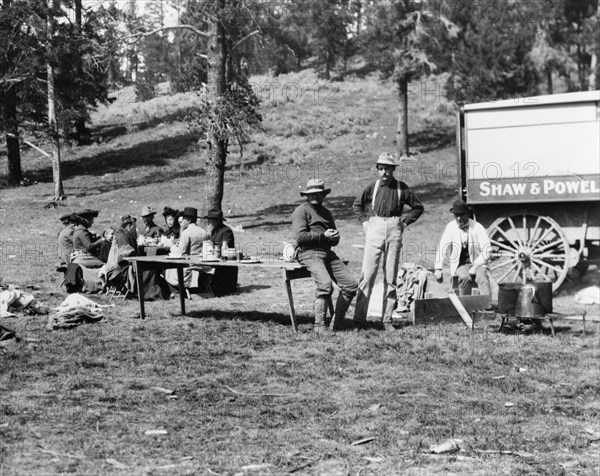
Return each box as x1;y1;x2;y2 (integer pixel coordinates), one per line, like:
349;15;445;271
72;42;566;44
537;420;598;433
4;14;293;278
531;256;563;274
522;214;528;242
507;216;525;248
491;226;520;251
491;252;514;258
530;222;558;250
497;262;519;283
530;261;553;281
529;215;542;244
489;259;514;271
535;253;567;260
490;238;516;254
535;239;565;254
512;261;524;282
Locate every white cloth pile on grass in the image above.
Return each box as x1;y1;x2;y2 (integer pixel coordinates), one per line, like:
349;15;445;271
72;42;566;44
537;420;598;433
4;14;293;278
1;286;49;318
46;293;113;331
574;286;600;305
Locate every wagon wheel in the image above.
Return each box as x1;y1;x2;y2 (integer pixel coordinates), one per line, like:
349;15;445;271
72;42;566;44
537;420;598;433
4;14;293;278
487;212;570;292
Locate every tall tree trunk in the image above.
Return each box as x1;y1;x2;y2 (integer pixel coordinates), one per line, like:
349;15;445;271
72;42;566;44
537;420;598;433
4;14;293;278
74;0;87;140
396;75;409;158
356;1;361;36
47;0;65;199
204;0;228;211
2;0;22;185
590;3;600;90
5;90;22;185
546;68;553;94
589;50;597;90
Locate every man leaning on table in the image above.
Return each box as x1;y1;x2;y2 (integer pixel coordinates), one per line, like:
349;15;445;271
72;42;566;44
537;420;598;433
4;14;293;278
291;179;358;333
352;152;424;329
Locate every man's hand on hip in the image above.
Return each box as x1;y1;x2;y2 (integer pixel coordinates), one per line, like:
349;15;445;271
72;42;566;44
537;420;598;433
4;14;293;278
434;269;443;282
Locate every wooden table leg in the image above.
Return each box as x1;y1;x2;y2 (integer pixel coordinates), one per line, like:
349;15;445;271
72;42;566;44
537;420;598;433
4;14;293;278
283;269;298;333
177;266;186;316
135;261;146;320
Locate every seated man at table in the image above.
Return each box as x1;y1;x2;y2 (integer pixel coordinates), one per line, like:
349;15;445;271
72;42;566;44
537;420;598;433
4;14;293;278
165;207;211;290
139;207;163;239
292;179;358;332
203;209;237;296
203;209;234;249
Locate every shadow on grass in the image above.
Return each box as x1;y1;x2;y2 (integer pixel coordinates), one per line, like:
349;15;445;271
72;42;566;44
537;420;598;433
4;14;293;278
231;284;271;294
413;182;457;201
90;107;202;142
186;308;312;328
411;128;455;153
26;131;199;185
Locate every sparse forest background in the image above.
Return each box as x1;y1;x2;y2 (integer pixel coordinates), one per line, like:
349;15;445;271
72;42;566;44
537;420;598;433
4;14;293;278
1;0;599;190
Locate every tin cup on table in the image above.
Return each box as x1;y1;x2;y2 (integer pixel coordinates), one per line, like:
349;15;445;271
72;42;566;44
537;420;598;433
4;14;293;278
202;240;214;260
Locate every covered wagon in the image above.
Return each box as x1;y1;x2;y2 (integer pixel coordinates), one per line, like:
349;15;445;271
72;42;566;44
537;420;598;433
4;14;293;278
457;90;600;291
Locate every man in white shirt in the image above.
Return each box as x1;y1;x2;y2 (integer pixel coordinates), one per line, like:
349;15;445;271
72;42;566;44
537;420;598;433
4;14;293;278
434;199;492;296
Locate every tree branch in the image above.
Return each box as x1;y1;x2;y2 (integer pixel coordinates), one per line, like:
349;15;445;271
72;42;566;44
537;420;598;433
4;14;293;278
5;132;51;158
124;25;211;44
230;30;260;55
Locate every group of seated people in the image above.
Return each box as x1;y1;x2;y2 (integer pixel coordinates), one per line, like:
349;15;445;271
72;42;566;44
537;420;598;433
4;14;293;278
57;206;236;299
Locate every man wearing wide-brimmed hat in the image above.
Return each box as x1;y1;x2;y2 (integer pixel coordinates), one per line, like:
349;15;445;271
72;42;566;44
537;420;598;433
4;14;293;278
352;152;424;329
139;206;163;238
292;179;358;332
162;207;180;240
434;199;492;296
202;209;234;249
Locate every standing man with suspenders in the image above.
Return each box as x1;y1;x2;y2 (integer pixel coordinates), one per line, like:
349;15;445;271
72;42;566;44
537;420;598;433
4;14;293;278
352;152;424;329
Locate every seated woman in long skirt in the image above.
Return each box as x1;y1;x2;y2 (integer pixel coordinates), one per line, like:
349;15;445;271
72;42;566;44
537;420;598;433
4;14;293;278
70;212;105;268
104;215;169;300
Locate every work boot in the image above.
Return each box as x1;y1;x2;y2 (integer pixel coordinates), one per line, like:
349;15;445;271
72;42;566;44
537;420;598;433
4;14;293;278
313;297;330;333
330;293;353;330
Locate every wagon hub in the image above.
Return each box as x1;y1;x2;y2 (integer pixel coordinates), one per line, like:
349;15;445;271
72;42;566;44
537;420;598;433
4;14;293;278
518;249;532;266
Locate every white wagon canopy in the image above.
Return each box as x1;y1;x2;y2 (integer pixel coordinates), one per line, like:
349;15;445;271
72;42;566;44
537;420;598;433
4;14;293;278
458;90;600;291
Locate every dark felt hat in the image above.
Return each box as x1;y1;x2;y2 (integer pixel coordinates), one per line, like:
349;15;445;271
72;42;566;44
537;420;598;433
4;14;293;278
181;207;198;220
201;209;226;221
77;209;99;218
162;206;179;218
449;199;471;214
59;213;72;222
69;213;88;226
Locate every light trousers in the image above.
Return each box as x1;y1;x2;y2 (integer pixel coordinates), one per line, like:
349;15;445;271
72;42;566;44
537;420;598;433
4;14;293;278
354;216;403;322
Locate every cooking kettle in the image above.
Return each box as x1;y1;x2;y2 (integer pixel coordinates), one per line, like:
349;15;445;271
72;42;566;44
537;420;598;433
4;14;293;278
498;282;552;317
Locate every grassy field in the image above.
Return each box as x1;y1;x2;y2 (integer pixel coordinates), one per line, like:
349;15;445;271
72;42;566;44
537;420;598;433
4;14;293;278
1;70;599;475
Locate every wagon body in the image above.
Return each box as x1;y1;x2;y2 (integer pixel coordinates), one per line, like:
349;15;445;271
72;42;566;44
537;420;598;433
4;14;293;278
457;90;600;290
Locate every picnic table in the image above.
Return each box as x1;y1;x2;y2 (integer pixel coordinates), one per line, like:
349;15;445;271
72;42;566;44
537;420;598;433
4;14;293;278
125;256;337;332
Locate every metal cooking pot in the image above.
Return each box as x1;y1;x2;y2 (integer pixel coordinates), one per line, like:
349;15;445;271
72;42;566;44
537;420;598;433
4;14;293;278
498;282;552;316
